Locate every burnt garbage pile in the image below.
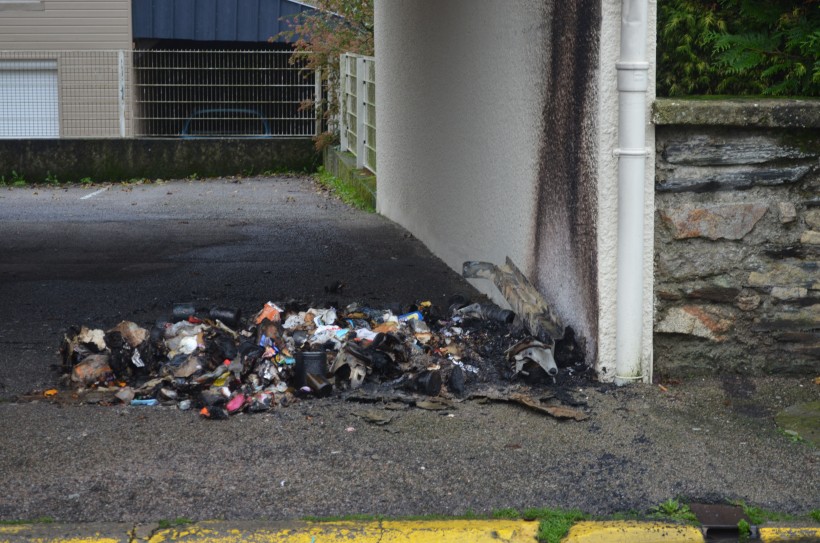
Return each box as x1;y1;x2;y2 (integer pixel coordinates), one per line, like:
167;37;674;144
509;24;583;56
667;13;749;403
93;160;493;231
57;294;589;418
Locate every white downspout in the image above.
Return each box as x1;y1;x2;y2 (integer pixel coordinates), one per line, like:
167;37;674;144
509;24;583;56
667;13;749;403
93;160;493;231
614;0;649;385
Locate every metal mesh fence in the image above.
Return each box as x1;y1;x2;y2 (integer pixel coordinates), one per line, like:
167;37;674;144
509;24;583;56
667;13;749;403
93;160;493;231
0;50;318;139
133;50;317;138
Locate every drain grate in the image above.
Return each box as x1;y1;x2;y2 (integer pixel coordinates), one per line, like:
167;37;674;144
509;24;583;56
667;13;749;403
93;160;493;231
690;503;753;540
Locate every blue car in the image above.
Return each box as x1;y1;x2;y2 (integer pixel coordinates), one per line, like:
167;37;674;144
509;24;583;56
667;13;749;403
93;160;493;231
181;108;272;138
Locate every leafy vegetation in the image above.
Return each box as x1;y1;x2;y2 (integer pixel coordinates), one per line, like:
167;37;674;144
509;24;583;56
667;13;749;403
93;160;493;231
276;0;373;150
738;518;751;542
657;0;819;96
778;428;808;444
3;171;28;187
648;498;698;523
731;500;797;524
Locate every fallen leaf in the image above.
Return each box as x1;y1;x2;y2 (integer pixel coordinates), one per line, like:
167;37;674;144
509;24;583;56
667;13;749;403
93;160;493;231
469;391;588;421
415;399;453;411
537;404;589;421
353;409;394;425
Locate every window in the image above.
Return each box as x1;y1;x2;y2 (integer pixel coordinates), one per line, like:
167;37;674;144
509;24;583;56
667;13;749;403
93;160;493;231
0;60;59;138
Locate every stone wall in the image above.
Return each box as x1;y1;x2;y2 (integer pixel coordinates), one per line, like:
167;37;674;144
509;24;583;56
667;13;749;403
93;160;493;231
653;99;820;376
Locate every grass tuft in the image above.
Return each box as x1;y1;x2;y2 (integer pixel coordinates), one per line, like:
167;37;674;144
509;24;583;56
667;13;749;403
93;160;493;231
519;508;587;543
730;500;797;525
0;517;54;525
492;508;521;520
156;517;193;530
314;166;375;212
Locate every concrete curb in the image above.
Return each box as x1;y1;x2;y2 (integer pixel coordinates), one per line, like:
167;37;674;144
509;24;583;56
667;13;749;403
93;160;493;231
759;526;820;542
563;521;703;542
1;520;818;543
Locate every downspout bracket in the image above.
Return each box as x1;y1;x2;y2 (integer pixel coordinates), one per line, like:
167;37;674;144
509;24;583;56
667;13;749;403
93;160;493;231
613;148;650;157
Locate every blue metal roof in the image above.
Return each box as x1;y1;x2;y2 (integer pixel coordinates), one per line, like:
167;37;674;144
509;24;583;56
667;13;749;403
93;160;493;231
132;0;313;43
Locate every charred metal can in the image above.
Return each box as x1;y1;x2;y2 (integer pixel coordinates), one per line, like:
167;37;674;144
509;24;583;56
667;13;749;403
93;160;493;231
209;306;241;328
171;302;196;322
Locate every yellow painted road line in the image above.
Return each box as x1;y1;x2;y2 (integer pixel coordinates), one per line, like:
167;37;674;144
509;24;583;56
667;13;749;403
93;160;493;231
0;524;128;543
564;520;704;543
147;522;382;543
760;526;820;542
0;534;121;543
31;539;120;543
146;520;539;543
380;519;538;542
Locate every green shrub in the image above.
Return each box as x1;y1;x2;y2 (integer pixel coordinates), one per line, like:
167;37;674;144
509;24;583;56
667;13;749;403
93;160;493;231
658;0;820;96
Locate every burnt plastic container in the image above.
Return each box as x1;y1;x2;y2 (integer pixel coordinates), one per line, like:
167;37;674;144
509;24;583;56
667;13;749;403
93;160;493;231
294;350;329;388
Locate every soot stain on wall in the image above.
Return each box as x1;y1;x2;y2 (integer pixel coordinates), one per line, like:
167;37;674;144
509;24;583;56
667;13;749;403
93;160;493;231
533;0;601;365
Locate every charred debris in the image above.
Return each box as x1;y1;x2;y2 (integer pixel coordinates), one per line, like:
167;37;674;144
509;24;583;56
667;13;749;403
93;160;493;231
52;259;591;420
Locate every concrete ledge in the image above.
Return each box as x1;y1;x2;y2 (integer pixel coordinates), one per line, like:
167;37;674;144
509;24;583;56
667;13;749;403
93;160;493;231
0;139;319;183
322;146;377;209
652;98;820;128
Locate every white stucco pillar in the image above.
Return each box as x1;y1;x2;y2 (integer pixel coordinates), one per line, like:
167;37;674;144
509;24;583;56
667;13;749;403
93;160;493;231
596;0;656;382
375;0;656;379
374;0;544;306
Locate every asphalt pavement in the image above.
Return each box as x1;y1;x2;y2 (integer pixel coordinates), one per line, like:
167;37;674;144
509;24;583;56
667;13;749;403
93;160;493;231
0;176;817;523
